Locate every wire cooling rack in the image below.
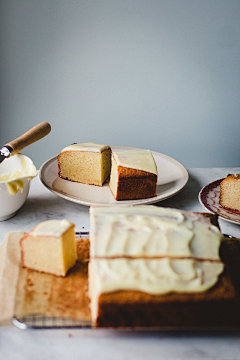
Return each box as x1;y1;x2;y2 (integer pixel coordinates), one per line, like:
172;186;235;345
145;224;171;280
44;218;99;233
12;315;92;329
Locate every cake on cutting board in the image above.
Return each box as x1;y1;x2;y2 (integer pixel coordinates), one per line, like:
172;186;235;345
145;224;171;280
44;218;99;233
109;149;157;200
58;142;112;186
88;205;240;328
219;174;240;211
20;219;77;277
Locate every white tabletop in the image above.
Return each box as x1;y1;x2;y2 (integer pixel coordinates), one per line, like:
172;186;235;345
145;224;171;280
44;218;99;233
1;168;240;360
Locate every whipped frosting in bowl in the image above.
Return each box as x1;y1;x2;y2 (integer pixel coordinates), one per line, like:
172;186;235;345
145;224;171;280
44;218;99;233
0;154;37;221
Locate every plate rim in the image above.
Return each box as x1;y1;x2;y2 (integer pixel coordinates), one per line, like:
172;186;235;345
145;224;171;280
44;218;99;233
39;146;189;207
199;178;240;225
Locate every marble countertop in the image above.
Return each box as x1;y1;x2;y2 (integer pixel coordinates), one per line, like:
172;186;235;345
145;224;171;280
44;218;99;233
1;167;240;360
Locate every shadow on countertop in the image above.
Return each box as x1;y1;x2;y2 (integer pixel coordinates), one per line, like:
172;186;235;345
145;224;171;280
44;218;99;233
155;172;202;210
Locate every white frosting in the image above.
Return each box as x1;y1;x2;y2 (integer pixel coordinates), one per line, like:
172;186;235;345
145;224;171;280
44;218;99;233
61;142;110;153
90;206;223;260
31;219;73;237
112;149;157;174
90;258;224;295
0;154;37;195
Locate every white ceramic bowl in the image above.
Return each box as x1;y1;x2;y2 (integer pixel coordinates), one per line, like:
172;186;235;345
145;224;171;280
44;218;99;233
0;154;37;221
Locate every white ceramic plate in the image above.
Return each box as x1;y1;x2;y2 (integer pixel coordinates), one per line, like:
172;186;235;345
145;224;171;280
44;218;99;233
39;147;188;207
199;179;240;225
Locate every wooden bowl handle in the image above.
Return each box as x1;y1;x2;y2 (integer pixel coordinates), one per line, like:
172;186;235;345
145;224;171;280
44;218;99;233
5;122;51;155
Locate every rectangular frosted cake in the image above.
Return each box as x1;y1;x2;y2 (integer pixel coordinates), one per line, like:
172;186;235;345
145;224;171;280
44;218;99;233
88;205;240;328
109;149;157;200
58;142;111;186
20;219;77;277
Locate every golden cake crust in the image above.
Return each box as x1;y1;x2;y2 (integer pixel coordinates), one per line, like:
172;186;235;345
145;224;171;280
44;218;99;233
109;150;157;201
110;165;157;200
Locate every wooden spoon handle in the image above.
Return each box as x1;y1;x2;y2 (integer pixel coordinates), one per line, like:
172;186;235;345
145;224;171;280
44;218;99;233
5;122;51;155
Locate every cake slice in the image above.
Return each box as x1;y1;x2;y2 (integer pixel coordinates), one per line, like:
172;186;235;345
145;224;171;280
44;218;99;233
20;219;77;277
109;149;157;200
58;142;111;186
219;174;240;211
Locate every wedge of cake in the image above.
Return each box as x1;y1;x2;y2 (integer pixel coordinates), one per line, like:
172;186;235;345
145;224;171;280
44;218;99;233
58;142;111;186
109;149;157;200
87;205;240;328
219;174;240;211
20;219;77;277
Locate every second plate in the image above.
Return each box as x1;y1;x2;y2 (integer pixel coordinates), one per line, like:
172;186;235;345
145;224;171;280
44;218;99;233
199;178;240;225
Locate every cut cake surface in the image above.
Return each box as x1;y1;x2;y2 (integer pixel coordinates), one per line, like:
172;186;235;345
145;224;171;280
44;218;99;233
219;174;240;211
58;142;111;186
20;219;77;277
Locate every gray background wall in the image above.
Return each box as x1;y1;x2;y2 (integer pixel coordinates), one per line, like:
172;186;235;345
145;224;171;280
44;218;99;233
0;0;239;169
